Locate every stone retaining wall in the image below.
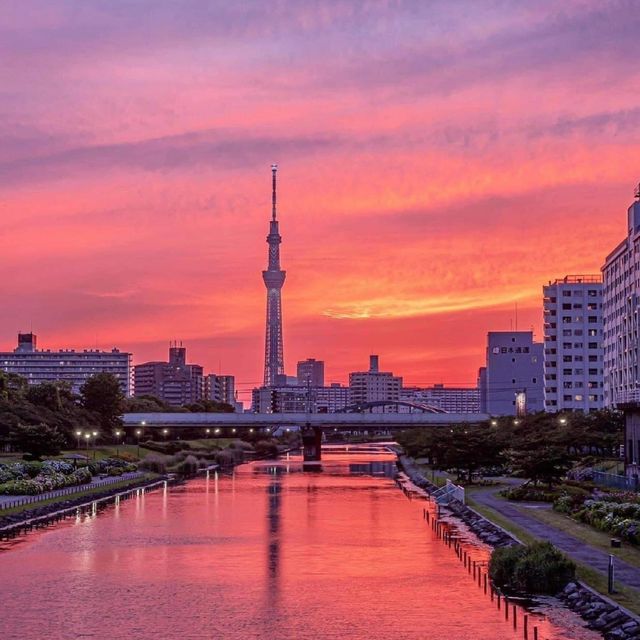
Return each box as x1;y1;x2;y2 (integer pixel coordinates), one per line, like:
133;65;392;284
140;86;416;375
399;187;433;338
397;455;640;640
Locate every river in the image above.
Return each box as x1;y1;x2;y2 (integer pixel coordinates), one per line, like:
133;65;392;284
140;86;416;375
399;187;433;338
0;451;601;639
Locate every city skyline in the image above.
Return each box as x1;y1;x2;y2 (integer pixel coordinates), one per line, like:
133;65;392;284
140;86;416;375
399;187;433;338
3;3;637;397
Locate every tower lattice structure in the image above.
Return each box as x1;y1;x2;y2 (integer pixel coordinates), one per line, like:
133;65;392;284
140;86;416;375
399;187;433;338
262;164;286;387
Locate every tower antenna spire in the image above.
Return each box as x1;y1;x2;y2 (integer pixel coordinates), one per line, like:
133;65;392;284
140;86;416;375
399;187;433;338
271;163;278;221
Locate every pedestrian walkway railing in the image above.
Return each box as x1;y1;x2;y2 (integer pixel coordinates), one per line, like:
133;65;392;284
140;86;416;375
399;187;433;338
0;472;144;511
592;470;639;492
432;479;465;505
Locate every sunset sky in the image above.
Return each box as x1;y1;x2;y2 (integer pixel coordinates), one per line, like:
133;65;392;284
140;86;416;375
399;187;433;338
2;1;639;401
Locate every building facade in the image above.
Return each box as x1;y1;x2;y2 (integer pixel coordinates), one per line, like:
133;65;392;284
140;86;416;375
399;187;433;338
251;382;350;414
543;275;604;412
602;193;640;480
296;358;325;387
0;333;131;395
401;385;480;413
204;374;236;406
348;355;402;408
482;331;544;416
134;343;203;407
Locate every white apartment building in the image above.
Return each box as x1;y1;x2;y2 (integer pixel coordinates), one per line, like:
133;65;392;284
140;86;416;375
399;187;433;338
543;276;604;412
602;192;640;480
1;333;131;395
348;355;402;408
401;385;480;413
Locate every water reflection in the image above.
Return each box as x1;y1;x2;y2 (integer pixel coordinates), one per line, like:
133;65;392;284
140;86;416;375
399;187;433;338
0;453;600;640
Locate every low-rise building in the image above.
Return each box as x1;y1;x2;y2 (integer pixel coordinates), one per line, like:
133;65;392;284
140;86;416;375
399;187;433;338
401;385;480;413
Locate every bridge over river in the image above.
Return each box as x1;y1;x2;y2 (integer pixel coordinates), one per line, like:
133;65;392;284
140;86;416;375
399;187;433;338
122;411;490;464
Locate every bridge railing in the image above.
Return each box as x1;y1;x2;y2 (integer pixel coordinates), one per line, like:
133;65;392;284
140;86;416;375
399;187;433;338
432;479;465;505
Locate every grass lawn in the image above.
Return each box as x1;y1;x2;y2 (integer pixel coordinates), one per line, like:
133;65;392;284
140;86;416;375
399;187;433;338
63;444;155;461
0;473;159;517
523;506;640;570
465;493;640;616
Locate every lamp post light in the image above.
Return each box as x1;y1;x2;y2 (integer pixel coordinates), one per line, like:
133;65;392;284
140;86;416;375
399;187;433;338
206;428;211;439
162;428;169;442
135;428;142;459
91;431;99;460
75;430;82;450
491;420;498;427
84;433;91;452
214;428;220;436
114;430;123;458
559;417;568;426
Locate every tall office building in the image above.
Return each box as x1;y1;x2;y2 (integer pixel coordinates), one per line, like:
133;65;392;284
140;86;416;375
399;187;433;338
262;164;286;387
297;358;325;387
134;343;203;407
602;189;640;479
0;333;131;395
482;331;544;416
542;276;604;413
349;355;402;407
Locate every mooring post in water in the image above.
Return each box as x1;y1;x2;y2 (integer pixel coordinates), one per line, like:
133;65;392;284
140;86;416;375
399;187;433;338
505;597;509;620
513;605;517;629
483;573;487;594
523;614;528;639
497;593;501;609
533;626;538;640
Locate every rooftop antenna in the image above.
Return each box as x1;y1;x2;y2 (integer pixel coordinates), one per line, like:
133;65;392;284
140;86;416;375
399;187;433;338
271;163;278;221
515;301;519;331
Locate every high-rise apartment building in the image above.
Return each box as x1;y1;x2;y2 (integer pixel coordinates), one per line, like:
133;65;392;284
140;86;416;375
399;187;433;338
296;358;325;387
543;276;604;412
0;333;131;395
204;374;236;405
480;331;544;416
348;355;402;407
602;190;640;479
134;343;203;407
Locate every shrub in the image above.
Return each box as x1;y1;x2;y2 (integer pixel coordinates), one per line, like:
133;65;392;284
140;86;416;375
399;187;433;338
176;455;198;476
490;542;575;595
139;453;168;474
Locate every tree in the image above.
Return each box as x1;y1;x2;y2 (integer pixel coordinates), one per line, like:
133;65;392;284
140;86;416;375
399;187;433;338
80;373;124;430
11;423;66;459
27;381;73;412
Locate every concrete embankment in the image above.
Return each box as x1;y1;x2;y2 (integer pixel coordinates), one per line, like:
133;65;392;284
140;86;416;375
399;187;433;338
0;475;176;540
396;454;640;640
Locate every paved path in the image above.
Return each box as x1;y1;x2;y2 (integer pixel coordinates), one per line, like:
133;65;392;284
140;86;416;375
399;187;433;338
0;472;143;507
471;485;640;591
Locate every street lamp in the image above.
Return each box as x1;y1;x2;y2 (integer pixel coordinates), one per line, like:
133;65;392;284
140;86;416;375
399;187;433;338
214;428;220;435
559;417;567;425
91;431;99;460
162;428;169;441
114;430;123;458
513;420;520;426
205;428;211;438
490;420;498;427
135;428;142;458
84;432;91;452
75;430;82;450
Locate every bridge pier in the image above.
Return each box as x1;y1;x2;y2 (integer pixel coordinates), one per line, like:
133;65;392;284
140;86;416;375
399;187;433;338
301;426;322;469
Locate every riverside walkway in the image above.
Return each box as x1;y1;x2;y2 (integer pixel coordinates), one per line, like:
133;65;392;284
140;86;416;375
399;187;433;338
0;472;144;509
471;485;640;591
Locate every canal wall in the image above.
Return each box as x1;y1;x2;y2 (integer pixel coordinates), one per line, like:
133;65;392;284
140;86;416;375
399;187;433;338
397;454;518;547
396;454;640;640
0;474;177;540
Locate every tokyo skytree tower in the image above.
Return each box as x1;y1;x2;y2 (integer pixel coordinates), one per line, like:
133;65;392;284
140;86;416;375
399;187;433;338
262;164;286;387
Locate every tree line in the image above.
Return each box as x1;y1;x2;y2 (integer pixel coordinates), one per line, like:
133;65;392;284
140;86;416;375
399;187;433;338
396;410;624;486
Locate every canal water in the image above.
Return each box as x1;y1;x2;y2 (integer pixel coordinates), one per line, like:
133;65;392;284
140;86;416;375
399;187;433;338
0;452;600;640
